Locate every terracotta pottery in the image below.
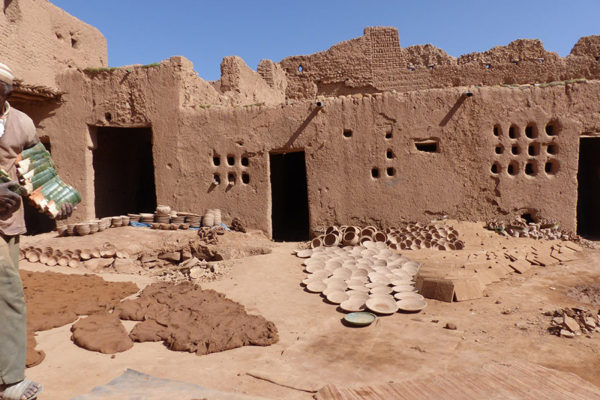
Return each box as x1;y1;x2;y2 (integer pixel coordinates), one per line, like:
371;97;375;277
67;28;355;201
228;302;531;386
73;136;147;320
111;217;123;227
57;256;70;267
89;222;99;234
46;256;58;267
121;216;130;226
342;231;359;246
155;205;171;216
66;224;76;236
365;296;399;315
74;223;91;236
56;225;68;237
310;237;323;249
202;211;215;227
323;233;340;247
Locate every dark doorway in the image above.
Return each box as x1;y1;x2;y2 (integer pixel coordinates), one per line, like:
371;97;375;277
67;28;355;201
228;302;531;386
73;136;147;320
577;137;600;237
93;127;156;218
24;137;56;235
270;151;309;241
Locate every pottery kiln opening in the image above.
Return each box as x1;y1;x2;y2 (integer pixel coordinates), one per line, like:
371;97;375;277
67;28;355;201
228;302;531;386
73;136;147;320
577;137;600;237
269;151;309;242
92;126;157;218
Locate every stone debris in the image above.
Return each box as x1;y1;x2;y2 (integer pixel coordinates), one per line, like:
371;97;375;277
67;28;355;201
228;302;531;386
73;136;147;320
487;218;594;248
198;227;219;244
547;307;600;338
231;217;246;233
444;322;457;330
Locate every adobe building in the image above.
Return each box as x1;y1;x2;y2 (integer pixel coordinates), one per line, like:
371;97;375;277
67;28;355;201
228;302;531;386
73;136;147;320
2;0;600;240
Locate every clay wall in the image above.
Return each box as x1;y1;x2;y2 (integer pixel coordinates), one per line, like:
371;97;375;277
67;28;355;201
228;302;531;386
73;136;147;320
0;0;107;90
175;81;600;235
279;27;600;99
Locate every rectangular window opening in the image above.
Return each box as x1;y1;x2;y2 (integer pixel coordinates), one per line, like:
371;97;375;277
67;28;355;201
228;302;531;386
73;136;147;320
414;139;439;153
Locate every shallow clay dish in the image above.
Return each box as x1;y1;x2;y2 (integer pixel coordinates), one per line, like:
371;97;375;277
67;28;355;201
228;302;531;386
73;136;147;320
340;298;366;312
366;296;399;315
344;312;376;327
370;286;393;295
306;281;326;293
396;298;427;312
348;285;370;293
305;263;324;273
392;284;416;293
394;292;425;301
326;290;348;304
296;249;313;258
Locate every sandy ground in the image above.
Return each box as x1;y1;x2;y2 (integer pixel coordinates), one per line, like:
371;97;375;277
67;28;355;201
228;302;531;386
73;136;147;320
19;222;600;399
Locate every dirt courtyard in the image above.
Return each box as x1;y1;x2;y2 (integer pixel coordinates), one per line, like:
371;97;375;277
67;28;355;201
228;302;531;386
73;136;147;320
19;222;600;399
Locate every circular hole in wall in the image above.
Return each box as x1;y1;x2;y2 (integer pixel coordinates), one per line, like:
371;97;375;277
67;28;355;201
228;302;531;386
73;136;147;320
491;162;500;174
545;159;559;175
213;174;221;185
525;161;536;176
486;63;492;69
213;156;221;166
493;125;501;136
386;149;394;159
385;131;393;139
547;143;558;155
511;145;520;155
528;143;540;156
241;172;250;184
227;155;235;166
507;161;519;176
386;167;396;177
509;125;519;139
105;112;112;122
371;168;380;179
343;129;353;138
298;65;303;72
545;120;560;136
228;172;236;184
525;123;538;139
495;145;503;154
241;157;249;166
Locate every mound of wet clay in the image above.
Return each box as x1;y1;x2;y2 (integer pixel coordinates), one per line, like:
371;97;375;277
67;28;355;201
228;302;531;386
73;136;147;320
71;312;134;354
115;282;279;355
21;271;139;367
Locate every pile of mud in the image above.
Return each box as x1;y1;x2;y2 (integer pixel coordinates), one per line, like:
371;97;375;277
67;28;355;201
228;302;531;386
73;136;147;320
568;285;600;306
22;271;139;367
115;282;279;355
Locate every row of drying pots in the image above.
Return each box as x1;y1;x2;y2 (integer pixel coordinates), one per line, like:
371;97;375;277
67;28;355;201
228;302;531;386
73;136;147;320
311;225;464;251
20;245;126;267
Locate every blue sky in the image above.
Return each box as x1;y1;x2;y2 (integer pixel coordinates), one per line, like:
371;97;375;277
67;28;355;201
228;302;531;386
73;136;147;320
50;1;600;82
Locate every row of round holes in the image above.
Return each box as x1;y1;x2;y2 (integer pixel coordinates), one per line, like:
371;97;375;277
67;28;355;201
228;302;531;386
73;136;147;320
213;172;250;185
495;142;558;156
494;122;558;139
491;159;559;176
343;129;394;140
213;155;249;167
371;167;395;178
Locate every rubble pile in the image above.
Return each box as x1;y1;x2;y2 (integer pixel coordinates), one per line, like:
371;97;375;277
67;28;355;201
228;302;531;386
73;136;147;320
546;307;600;338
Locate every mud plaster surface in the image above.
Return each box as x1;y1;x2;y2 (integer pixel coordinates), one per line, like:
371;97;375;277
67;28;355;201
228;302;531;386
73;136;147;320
71;313;134;354
22;271;139;366
116;282;279;355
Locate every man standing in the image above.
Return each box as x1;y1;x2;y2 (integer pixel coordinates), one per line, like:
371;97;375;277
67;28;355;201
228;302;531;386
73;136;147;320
0;63;72;400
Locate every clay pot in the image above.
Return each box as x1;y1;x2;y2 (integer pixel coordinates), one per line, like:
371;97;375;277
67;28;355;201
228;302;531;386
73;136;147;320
342;231;359;246
150;223;160;229
310;237;323;249
127;213;141;222
389;243;398;250
203;211;215;227
46;256;58;267
121;216;130;226
57;256;70;267
66;224;76;236
74;223;91;236
80;249;92;261
68;258;81;268
100;247;116;258
90;248;101;258
323;233;340;247
56;225;68;237
155;205;171;216
359;236;372;245
111;217;123;228
171;216;185;224
169;224;178;230
89;221;99;234
159;223;170;230
39;252;51;264
180;223;190;230
454;240;465;250
325;226;340;235
373;231;387;242
212;209;222;226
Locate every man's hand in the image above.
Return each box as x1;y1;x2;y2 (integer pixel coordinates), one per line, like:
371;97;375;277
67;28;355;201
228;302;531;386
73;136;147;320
56;202;74;220
0;181;21;219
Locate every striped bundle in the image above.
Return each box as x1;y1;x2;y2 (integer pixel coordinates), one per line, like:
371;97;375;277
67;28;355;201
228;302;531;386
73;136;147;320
11;142;81;218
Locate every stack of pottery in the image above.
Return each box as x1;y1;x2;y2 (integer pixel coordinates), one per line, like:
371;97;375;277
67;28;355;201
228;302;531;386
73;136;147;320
128;214;141;223
20;244;118;268
99;217;112;231
111;216;123;227
170;214;185;224
310;224;463;251
183;213;202;228
202;209;222;227
296;242;427;314
155;205;171;224
140;213;155;224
